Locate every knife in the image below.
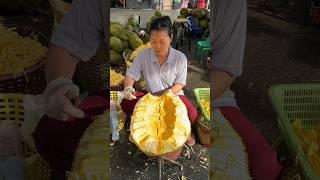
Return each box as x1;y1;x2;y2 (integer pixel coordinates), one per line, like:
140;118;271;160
150;87;171;96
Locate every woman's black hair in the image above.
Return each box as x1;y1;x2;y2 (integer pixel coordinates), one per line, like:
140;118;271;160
149;16;173;37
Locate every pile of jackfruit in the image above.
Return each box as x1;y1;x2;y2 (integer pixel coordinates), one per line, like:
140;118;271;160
130;91;191;156
129;43;151;62
68;111;108;180
0;25;47;76
110;14;148;66
292;119;320;176
110;68;124;87
125;43;151;68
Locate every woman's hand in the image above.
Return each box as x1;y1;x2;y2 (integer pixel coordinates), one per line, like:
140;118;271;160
44;78;85;121
169;83;184;94
124;86;137;100
123;76;137;100
44;45;84;121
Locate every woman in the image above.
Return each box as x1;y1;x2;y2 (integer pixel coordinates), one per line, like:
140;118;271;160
120;16;198;159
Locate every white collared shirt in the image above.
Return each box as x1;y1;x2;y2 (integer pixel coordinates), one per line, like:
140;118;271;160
126;47;188;96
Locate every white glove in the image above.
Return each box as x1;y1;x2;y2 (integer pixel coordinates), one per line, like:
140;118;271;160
43;78;85;121
22;94;46;149
123;86;137;100
139;30;146;37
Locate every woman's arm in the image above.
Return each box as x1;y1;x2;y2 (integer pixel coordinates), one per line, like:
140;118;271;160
211;70;235;99
172;53;188;94
46;0;104;84
124;76;136;88
45;45;79;84
209;0;247;99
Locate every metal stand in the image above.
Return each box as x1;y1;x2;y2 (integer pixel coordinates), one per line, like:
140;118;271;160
159;156;163;180
133;149;184;180
158;156;183;180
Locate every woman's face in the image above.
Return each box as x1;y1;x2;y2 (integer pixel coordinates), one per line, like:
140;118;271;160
150;30;172;57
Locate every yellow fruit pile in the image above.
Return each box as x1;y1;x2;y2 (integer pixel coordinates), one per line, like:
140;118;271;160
292;119;320;176
129;43;151;62
0;25;47;76
110;68;124;87
130;92;191;156
200;99;210;118
69;111;108;180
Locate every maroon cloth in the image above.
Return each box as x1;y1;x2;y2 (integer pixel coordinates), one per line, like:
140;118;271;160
33;96;109;174
120;90;198;124
219;107;283;180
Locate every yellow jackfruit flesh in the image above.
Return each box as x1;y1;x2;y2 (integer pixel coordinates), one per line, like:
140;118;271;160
130;92;191;156
0;25;47;76
110;68;124;87
292;119;320;176
129;43;151;62
69;111;109;180
200;99;210;117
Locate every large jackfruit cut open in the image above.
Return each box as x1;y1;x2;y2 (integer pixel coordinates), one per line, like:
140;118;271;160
130;92;191;156
69;111;109;180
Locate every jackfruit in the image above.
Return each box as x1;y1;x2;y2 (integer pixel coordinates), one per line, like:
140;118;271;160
292;119;320;176
200;99;210;116
122;40;129;49
155;10;162;17
128;15;139;26
110;24;128;41
122;23;133;32
130;92;191;156
69;111;108;180
129;43;151;62
180;8;189;17
123;29;136;38
110;36;123;53
0;25;47;76
200;19;209;28
110;69;124;87
110;50;123;65
128;17;139;28
195;8;205;19
128;34;143;50
124;48;132;57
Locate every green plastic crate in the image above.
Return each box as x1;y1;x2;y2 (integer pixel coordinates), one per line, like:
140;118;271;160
193;88;210;121
268;84;320;180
